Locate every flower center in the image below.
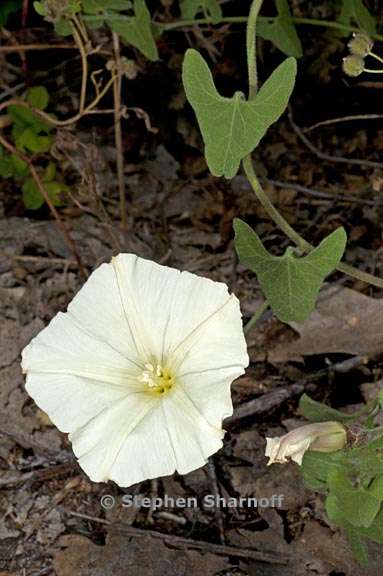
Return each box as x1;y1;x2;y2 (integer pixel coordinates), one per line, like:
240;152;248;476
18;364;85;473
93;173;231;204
138;363;174;395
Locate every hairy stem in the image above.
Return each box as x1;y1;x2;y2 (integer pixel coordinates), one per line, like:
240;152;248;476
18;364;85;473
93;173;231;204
244;300;269;334
112;31;127;231
159;15;383;43
246;0;263;99
243;155;383;289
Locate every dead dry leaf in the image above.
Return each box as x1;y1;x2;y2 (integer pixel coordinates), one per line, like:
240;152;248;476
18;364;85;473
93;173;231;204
269;285;383;363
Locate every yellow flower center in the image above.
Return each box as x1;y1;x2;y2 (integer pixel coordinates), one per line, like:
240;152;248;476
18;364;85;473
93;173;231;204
138;362;174;395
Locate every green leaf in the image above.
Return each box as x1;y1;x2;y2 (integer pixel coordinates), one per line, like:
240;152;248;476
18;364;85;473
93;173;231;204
180;0;222;23
328;470;382;528
301;451;349;490
8;104;52;134
299;393;374;424
257;0;302;58
11;155;28;177
54;19;73;36
182;50;296;179
345;528;369;565
360;508;383;544
233;219;347;322
26;86;49;110
0;0;22;27
33;1;46;16
44;162;57;182
22;178;44;210
107;0;158;61
16;128;52;153
83;0;131;13
22;178;63;210
338;0;376;36
0;148;15;178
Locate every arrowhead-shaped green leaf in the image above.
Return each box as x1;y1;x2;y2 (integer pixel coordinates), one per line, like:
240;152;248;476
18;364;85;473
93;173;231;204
182;49;296;179
107;0;158;61
258;0;302;58
180;0;222;23
233;218;347;322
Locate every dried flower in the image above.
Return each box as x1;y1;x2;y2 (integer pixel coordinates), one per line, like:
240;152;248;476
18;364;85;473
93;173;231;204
348;33;373;57
22;254;248;487
342;55;365;77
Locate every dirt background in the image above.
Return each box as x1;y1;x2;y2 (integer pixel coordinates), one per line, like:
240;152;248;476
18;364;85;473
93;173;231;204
2;1;383;574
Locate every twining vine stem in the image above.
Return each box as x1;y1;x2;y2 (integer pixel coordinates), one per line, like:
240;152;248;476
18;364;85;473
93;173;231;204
158;15;383;43
243;0;383;308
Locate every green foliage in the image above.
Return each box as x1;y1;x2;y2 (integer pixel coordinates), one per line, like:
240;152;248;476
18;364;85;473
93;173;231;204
22;163;65;210
0;0;22;27
82;0;132;13
106;0;158;61
1;86;64;210
338;0;376;36
299;393;377;424
180;0;222;23
299;392;383;565
257;0;302;58
182;50;296;178
8;86;53;155
233;219;346;322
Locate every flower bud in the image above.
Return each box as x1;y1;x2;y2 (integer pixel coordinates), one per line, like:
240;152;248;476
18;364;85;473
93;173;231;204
348;33;373;57
265;421;347;466
342;55;365;77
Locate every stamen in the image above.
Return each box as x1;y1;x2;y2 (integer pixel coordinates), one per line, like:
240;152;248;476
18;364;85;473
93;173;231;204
138;361;174;395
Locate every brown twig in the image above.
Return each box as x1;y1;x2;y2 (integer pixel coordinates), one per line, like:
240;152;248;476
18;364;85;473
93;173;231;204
0;43;76;52
0;74;115;127
71;21;88;114
288;109;383;170
67;510;289;564
262;178;383;207
304;113;383;132
112;32;127;230
0;133;87;278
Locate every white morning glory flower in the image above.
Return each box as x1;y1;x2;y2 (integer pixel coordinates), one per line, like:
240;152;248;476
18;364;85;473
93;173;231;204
22;254;248;487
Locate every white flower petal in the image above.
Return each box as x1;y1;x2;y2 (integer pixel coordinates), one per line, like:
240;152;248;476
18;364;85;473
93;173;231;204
175;293;248;427
25;372;129;434
112;254;242;364
70;393;157;483
107;404;177;486
67;256;150;363
22;253;249;487
162;386;224;474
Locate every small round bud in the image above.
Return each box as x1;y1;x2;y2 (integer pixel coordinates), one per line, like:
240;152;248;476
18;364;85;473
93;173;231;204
348;32;373;57
342;55;365;77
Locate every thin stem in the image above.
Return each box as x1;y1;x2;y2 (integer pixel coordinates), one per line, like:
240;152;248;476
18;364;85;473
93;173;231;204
243;156;310;251
112;31;127;231
244;300;269;335
246;0;263;99
71;21;88;114
369;52;383;65
0;75;116;127
0;43;75;52
158;15;383;43
363;67;383;74
243;155;383;289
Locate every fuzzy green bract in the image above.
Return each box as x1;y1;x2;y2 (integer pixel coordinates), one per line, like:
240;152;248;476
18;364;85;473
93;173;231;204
180;0;222;23
233;219;347;322
182;49;296;179
257;0;302;58
107;0;158;61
